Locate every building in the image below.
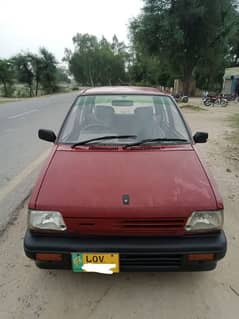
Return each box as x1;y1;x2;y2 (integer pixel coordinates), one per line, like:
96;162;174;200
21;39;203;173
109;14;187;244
223;67;239;95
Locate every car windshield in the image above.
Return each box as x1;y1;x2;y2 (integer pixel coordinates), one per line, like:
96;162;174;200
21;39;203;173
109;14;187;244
58;94;191;145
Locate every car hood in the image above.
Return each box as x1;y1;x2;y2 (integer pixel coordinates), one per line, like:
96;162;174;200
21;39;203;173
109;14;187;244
35;145;218;219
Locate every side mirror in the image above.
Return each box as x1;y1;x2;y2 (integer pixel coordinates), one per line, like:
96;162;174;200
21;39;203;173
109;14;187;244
38;129;56;143
193;132;208;144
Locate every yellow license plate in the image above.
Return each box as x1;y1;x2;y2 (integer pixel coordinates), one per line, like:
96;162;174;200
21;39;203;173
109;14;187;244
71;253;119;274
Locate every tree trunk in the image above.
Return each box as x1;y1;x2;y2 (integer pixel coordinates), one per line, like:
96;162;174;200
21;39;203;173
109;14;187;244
183;78;191;96
35;78;39;96
183;68;193;96
89;68;94;87
2;80;8;97
29;84;33;97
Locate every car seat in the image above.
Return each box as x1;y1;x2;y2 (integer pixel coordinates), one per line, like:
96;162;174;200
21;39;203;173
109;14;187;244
134;107;155;138
94;105;115;128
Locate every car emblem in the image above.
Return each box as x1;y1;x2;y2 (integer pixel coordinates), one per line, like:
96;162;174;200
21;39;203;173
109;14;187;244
122;194;130;205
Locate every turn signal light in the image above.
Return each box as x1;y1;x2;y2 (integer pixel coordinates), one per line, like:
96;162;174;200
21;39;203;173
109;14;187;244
36;253;63;261
187;254;215;261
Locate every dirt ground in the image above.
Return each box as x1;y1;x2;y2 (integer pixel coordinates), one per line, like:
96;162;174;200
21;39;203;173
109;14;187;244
0;100;239;319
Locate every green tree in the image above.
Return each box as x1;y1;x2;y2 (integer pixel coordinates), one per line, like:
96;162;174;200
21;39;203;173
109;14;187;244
28;53;44;96
128;53;172;86
56;67;71;83
130;0;236;93
38;47;58;94
13;48;58;96
13;54;35;96
226;8;239;66
70;33;99;86
0;59;15;97
65;33;127;86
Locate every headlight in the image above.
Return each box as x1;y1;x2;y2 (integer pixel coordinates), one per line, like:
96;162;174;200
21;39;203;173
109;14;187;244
28;210;67;231
185;210;223;232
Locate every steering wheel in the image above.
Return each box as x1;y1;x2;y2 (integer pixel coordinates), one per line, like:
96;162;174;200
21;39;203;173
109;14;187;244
82;123;111;130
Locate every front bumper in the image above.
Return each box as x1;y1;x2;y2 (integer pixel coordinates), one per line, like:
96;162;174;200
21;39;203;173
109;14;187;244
24;230;227;271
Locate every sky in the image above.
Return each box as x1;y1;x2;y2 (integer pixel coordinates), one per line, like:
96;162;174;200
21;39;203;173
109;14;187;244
0;0;143;62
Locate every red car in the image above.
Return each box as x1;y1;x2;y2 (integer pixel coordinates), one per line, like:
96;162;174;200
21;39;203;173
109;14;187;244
24;86;226;273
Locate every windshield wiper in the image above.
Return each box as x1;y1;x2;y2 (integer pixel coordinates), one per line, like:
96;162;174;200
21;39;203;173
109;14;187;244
71;135;138;148
123;138;188;149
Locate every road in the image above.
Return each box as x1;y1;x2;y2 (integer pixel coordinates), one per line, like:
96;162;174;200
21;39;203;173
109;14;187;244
0;100;239;319
0;92;78;232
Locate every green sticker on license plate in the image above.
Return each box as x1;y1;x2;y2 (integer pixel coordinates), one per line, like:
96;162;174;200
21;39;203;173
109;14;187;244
71;253;119;273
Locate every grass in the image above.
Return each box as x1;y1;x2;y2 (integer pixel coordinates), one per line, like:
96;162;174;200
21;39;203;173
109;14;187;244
0;98;23;104
180;104;207;112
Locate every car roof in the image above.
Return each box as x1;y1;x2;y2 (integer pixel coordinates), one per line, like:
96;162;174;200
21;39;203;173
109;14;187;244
80;86;167;96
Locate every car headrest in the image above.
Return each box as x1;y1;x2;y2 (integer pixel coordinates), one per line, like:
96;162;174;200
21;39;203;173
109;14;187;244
94;106;115;122
134;107;153;120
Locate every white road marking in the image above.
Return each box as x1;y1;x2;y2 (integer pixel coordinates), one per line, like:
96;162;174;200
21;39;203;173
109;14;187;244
0;149;50;203
8;109;38;120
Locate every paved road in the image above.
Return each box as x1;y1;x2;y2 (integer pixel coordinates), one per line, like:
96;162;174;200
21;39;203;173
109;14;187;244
0;92;78;232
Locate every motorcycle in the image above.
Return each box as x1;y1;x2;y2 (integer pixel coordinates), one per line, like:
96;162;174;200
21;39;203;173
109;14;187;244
222;94;236;101
203;95;228;107
174;94;189;103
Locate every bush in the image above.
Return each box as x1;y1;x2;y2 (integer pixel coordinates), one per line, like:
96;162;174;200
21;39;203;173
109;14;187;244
0;85;15;97
15;86;31;97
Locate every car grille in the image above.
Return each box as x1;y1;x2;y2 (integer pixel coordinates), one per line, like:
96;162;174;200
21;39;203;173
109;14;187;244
119;218;185;232
120;253;182;271
66;217;186;236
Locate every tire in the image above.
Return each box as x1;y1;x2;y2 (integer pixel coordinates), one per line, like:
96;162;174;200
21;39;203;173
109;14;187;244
220;99;228;107
182;96;189;103
203;99;211;107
